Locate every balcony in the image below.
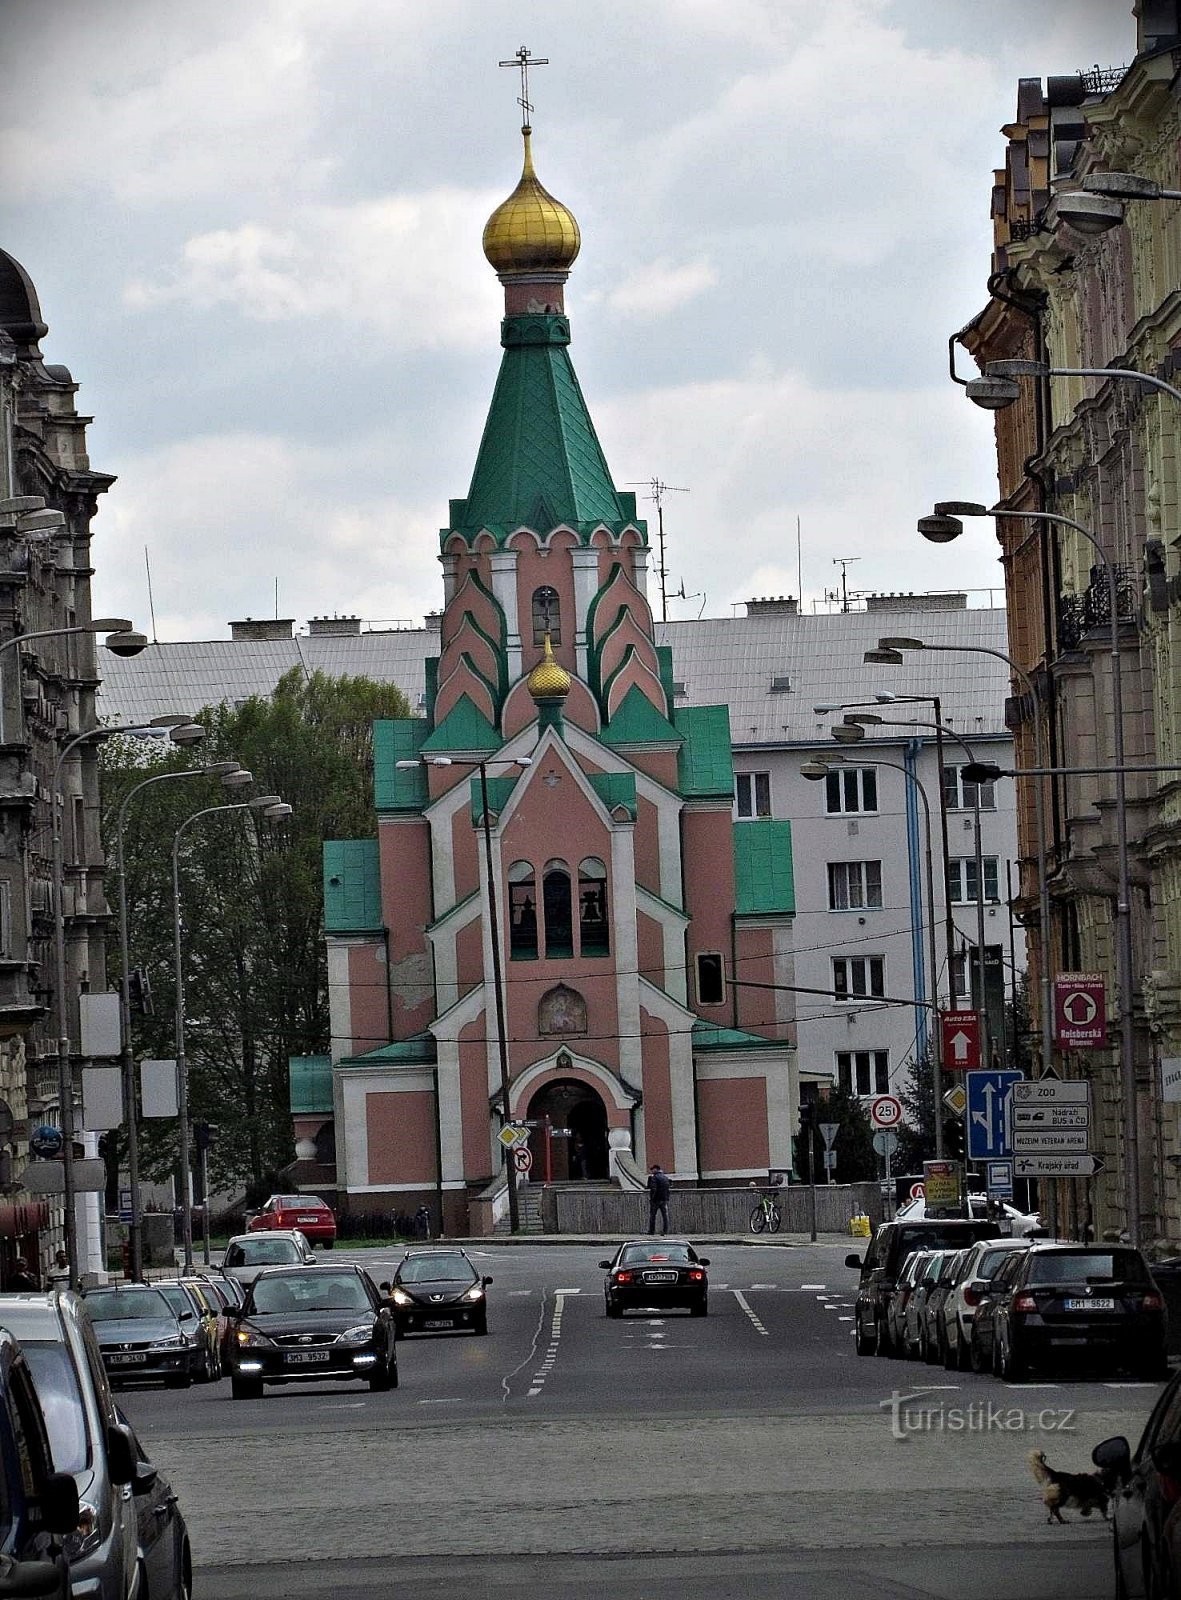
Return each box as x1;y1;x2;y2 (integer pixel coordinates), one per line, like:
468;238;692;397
1057;564;1137;652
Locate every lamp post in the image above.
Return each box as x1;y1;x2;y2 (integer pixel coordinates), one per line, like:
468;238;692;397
114;759;248;1280
52;715;204;1289
920;502;1142;1245
397;753;532;1235
0;620;146;745
966;358;1181;414
172;796;288;1270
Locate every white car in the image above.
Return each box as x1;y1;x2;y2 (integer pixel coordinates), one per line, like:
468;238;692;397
938;1236;1033;1370
893;1193;1042;1237
220;1230;317;1286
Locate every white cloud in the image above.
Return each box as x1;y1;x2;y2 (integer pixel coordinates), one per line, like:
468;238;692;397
599;258;718;319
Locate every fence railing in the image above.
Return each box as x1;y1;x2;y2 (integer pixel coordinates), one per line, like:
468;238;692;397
541;1182;881;1236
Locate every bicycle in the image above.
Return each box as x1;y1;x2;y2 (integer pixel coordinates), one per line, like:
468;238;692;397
749;1192;781;1234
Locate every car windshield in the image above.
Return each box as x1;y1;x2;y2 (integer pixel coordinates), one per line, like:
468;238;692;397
225;1238;299;1266
85;1289;172;1322
396;1255;475;1284
248;1272;371;1314
282;1198;326;1211
156;1286;195;1319
21;1341;89;1475
620;1244;694;1266
1027;1250;1149;1285
978;1245;1026;1278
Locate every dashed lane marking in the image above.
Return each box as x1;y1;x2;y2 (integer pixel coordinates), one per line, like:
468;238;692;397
501;1290;549;1404
750;1282;777;1290
838;1316;854;1322
524;1291;568;1399
508;1289;532;1296
416;1398;463;1405
801;1283;826;1290
733;1289;770;1337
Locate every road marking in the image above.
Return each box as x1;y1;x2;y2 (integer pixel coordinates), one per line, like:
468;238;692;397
801;1283;826;1290
554;1288;581;1294
525;1293;566;1398
750;1283;777;1290
320;1401;367;1410
838;1316;853;1322
501;1290;550;1404
733;1289;770;1337
1105;1382;1161;1389
417;1398;462;1405
821;1304;839;1311
508;1289;532;1296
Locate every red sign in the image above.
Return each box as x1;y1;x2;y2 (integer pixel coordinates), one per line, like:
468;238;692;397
940;1009;981;1071
512;1146;533;1173
1054;973;1107;1048
870;1094;903;1130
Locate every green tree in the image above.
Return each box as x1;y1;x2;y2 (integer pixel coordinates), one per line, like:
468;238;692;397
798;1087;877;1183
101;669;410;1200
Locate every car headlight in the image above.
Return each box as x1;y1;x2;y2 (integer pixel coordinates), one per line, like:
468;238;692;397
391;1288;412;1306
64;1499;102;1560
464;1286;485;1301
235;1325;275;1349
152;1335;185;1349
336;1324;375;1347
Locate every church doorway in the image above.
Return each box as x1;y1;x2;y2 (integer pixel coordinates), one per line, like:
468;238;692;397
525;1079;610;1181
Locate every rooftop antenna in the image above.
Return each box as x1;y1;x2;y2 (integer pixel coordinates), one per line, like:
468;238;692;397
143;546;158;644
499;44;548;131
627;478;689;623
673;579;707;620
828;555;861;614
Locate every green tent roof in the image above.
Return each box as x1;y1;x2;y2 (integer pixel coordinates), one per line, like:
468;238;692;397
601;685;680;746
675;704;734;798
421;694;500;754
733;821;795;915
323;840;383;934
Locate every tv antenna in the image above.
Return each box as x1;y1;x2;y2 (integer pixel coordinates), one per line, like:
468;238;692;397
827;556;861;614
673;579;707;620
627;478;689;622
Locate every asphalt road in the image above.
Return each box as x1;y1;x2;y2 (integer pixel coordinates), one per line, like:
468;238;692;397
117;1239;1161;1599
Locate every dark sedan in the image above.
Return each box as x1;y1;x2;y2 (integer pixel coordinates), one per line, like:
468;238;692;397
228;1265;397;1398
83;1286;196;1388
384;1248;492;1336
1094;1372;1181;1599
601;1241;709;1318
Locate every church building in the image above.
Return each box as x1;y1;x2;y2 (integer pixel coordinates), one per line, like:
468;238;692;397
306;120;811;1230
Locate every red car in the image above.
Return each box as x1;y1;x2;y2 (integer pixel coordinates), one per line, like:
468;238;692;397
247;1194;337;1248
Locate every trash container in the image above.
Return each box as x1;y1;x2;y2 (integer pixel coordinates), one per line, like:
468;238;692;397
1150;1257;1181;1360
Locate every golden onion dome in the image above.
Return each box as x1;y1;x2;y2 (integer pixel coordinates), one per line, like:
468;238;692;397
483;129;581;276
526;634;572;700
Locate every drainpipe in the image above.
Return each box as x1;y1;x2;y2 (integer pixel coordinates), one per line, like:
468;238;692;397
902;741;926;1064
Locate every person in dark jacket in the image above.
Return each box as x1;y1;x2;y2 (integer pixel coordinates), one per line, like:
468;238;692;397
647;1165;671;1235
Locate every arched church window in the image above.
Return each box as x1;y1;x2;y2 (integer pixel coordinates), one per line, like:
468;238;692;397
578;857;609;956
508;861;537;960
543;859;573;959
532;586;561;646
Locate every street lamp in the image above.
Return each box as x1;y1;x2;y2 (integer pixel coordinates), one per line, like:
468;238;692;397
396;752;532;1235
172;794;288;1269
113;758;247;1280
919;500;1142;1245
0;620;147;744
966;358;1181;413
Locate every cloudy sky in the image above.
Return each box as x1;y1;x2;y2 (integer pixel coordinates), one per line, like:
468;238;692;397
1;0;1133;639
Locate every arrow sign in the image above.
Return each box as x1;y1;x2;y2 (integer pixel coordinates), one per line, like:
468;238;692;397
966;1069;1023;1159
1054;973;1107;1048
940;1010;980;1072
872;1130;898;1159
1013;1153;1104;1178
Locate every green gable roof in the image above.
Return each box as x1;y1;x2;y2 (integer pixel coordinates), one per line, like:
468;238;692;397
471;773;521;827
323;840;384;934
289;1054;333;1113
421;693;499;755
446;314;640;543
692;1021;788;1053
601;685;680;747
339;1035;439;1067
374;719;428;812
589;772;637;819
675;704;734;798
733;821;795;915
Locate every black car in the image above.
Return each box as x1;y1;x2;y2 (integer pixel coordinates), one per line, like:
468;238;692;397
228;1265;397;1398
978;1243;1167;1382
600;1240;710;1317
847;1218;1001;1357
1094;1371;1181;1599
82;1285;196;1388
384;1248;492;1337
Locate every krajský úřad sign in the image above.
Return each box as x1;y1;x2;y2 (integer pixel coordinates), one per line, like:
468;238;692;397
1053;973;1107;1047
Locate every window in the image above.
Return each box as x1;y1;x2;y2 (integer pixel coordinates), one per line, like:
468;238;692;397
943;764;996;811
825;768;877;815
949;856;1000;903
543;859;573;959
577;857;609;956
827;860;883;910
735;772;771;819
508;861;538;959
836;1050;890;1096
949;952;971;999
532;586;561;645
696;952;725;1006
832;955;885;1002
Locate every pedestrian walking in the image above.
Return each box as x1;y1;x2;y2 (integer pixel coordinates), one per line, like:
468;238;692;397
647;1165;671;1235
45;1250;69;1287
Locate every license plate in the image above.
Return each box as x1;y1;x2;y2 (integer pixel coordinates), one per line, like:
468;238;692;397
296;1216;319;1224
285;1350;330;1364
423;1319;452;1329
1064;1297;1115;1311
642;1271;678;1284
107;1352;146;1365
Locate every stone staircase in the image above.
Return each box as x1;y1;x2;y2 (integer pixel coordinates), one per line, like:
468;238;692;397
494;1185;545;1235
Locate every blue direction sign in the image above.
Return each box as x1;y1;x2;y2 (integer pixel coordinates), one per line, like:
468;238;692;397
965;1070;1024;1161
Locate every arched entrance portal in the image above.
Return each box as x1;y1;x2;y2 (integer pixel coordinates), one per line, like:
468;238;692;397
525;1079;610;1181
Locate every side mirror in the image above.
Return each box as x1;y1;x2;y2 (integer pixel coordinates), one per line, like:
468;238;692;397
697;1258;710;1268
599;1261;613;1270
379;1282;392;1296
131;1461;159;1497
483;1276;494;1287
1092;1435;1132;1481
105;1422;136;1487
40;1470;80;1535
845;1254;863;1270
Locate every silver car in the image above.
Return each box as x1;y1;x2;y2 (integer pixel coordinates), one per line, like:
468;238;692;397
939;1236;1033;1370
221;1230;317;1287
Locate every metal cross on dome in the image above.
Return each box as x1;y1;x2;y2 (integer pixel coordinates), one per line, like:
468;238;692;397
499;44;548;130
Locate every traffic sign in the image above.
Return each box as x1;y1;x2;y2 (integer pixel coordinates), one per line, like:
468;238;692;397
822;1149;838;1171
1012;1080;1089;1105
819;1122;840;1150
872;1130;899;1159
1053;973;1107;1048
909;1182;925;1201
870;1095;903;1130
965;1070;1023;1160
29;1125;63;1159
942;1085;967;1117
1013;1153;1104;1178
985;1160;1014;1199
1012;1127;1090;1153
1012;1104;1089;1130
512;1146;533;1173
498;1125;530;1149
940;1010;981;1071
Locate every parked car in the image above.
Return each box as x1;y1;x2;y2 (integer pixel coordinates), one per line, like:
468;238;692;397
246;1194;337;1249
600;1240;710;1318
847;1218;1001;1357
220;1230;317;1287
227;1265;397;1399
117;1412;192;1600
152;1280;222;1382
193;1273;246;1368
887;1250;932;1358
940;1237;1032;1371
82;1286;197;1389
894;1193;1043;1237
915;1249;966;1365
382;1249;492;1337
0;1326;79;1600
1093;1371;1181;1600
975;1242;1167;1382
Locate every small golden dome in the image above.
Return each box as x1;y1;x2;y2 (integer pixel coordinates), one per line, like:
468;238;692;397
527;634;572;700
483;129;581;276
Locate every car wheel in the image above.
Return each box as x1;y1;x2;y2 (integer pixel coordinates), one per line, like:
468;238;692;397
999;1332;1029;1384
855;1317;875;1357
874;1314;891;1357
690;1298;708;1317
231;1375;263;1401
321;1240;334;1250
164;1372;192;1389
368;1356;394;1392
942;1329;957;1370
1139;1352;1170;1383
474;1312;488;1336
605;1298;622;1319
923;1328;940;1367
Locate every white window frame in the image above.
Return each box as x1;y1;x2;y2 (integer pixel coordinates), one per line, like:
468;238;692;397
836;1049;890;1096
825;767;878;815
943;764;996;811
735;771;772;820
949;856;1000;904
826;860;883;911
832;955;885;1003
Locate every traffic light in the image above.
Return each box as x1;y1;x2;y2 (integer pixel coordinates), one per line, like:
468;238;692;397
128;968;153;1018
194;1122;219;1153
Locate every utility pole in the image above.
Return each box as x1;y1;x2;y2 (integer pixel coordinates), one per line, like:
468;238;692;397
628;479;689;622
